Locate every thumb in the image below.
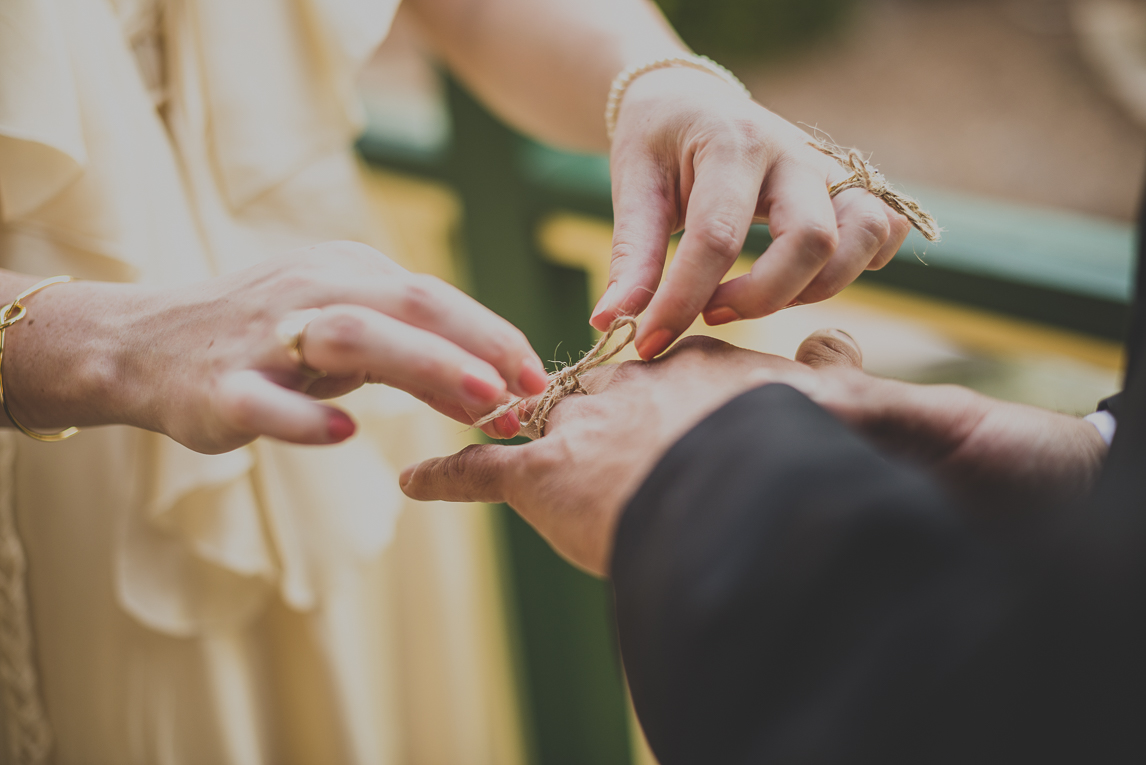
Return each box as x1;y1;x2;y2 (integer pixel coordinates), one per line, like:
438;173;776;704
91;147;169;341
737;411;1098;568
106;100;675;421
591;152;677;331
796;329;864;370
400;442;525;504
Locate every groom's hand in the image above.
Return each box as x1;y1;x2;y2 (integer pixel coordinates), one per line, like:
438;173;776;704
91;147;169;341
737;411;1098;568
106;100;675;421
401;336;816;575
795;332;1110;514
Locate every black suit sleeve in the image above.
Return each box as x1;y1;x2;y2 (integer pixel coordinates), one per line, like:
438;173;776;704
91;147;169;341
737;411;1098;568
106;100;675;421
613;383;1146;765
612;385;1010;765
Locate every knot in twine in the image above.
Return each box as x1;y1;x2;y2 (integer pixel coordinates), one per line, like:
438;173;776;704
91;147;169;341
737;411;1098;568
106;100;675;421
812;136;942;243
475;317;638;439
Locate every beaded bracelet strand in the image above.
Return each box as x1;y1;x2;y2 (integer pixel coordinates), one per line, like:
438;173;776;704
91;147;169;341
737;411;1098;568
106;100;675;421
605;54;751;140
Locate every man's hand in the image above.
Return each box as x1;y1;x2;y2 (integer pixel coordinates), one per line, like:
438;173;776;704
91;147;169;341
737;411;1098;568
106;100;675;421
798;331;1110;515
594;68;913;359
401;330;1109;575
401;336;814;575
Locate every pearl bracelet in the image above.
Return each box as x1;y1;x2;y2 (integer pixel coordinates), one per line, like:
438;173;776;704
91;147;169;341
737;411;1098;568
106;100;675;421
605;54;751;141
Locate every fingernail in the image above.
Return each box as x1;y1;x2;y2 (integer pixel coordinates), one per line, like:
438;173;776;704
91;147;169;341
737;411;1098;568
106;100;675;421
496;410;521;439
636;328;673;360
703;307;740;326
518;361;549;396
327;410;357;442
462;366;507;404
590;283;619;325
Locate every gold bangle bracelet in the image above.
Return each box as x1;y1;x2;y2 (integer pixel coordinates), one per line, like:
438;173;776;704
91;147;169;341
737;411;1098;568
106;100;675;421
0;276;81;442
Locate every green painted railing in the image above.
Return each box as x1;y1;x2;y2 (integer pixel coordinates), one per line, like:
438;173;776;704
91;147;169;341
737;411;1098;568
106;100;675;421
357;77;1137;765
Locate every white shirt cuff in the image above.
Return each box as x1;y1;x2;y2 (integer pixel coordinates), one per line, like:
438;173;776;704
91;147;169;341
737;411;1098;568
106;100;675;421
1084;410;1118;447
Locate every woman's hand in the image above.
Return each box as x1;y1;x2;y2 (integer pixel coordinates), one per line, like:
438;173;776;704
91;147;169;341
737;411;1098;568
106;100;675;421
3;242;548;454
594;68;913;358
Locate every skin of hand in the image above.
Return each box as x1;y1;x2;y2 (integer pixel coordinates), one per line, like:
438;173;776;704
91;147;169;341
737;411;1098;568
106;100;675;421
0;242;548;454
407;0;912;360
400;330;1109;576
795;331;1110;516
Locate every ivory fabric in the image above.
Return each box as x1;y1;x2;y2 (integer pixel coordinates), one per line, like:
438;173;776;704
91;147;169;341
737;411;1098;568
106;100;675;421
0;1;524;763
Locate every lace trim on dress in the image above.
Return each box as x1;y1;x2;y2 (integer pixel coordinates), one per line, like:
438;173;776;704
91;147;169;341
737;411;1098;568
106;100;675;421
0;433;52;765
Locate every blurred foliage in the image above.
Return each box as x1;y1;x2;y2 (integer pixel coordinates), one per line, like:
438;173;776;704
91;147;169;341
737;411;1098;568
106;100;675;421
655;0;856;60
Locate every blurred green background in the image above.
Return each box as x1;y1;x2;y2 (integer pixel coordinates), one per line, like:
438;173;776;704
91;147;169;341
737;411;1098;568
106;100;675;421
654;0;854;58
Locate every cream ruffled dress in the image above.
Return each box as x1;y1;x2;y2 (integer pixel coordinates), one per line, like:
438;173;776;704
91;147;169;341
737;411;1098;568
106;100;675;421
0;1;523;763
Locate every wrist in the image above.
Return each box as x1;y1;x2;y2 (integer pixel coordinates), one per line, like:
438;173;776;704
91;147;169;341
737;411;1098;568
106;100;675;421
2;280;155;432
608;59;752;141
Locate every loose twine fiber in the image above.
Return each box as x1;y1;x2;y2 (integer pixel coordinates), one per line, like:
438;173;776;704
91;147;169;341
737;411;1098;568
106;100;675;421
812;135;942;243
475;317;638;439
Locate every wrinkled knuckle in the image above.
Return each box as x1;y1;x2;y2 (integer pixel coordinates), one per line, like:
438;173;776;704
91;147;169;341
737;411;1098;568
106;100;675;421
610;237;641;266
856;210;891;247
698;219;743;263
317;307;369;354
399;274;447;323
796;224;839;264
726;118;768;159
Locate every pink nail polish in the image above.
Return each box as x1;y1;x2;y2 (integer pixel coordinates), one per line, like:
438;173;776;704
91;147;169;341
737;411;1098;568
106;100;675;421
703;307;740;326
462;367;506;403
327;410;357;442
636;328;673;360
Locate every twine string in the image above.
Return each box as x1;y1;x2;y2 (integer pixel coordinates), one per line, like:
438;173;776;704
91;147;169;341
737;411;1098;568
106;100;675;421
811;136;942;243
475;317;638;439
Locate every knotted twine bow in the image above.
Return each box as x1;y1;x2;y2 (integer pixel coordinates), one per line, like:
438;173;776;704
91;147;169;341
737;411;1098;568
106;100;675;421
812;136;942;243
475;317;638;439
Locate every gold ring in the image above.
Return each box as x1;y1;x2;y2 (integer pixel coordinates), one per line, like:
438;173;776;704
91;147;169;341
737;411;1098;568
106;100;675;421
277;308;327;379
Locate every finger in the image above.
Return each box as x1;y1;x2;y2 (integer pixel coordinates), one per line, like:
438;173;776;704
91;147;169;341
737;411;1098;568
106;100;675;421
344;273;548;398
794;189;891;305
702;165;838;322
591;152;677;331
796;329;864;370
215;370;357;445
405;387;522;440
400;442;529;503
304;305;513;418
637;151;765;358
868;209;911;271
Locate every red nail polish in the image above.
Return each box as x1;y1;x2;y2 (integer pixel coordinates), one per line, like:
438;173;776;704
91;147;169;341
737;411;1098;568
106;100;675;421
496;411;521;439
636;328;673;359
703;307;740;326
591;283;620;326
327;410;357;442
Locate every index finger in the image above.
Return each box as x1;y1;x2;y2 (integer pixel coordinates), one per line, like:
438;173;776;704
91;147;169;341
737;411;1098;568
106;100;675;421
703;165;839;320
635;152;765;359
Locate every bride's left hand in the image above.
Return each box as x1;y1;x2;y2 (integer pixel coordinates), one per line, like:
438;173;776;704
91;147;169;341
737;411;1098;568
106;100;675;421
593;67;913;359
